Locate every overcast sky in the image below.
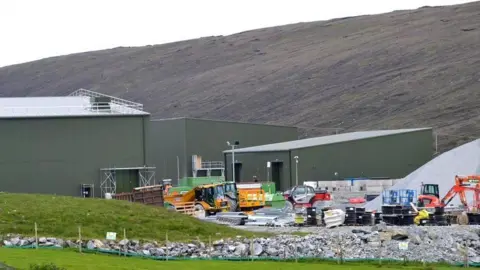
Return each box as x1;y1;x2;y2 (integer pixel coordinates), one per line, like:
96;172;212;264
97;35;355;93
0;0;474;68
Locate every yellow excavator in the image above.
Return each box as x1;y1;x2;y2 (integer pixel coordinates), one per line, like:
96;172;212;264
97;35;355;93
163;183;229;216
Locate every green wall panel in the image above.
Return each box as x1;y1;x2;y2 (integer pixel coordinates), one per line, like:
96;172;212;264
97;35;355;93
0;115;148;197
147;118;186;185
149;118;298;185
224;129;434;191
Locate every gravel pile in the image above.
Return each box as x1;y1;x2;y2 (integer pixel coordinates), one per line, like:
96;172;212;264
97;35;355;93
2;225;480;263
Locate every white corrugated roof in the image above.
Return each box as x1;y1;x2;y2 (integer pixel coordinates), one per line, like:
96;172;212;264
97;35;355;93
0;96;148;118
224;128;431;153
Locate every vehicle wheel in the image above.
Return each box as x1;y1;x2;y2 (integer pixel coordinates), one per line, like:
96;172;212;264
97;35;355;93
283;201;294;212
226;196;239;212
194;204;206;218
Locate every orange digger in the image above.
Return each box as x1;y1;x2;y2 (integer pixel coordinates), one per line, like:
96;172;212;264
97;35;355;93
417;175;480;210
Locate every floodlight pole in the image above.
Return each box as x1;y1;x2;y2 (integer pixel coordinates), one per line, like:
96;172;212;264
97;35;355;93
231;144;236;183
227;141;239;183
294;156;299;186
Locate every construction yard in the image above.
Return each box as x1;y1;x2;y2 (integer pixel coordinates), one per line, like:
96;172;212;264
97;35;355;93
0;2;480;269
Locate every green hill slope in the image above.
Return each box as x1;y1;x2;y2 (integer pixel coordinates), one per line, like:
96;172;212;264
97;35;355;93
0;193;260;241
1;2;480;151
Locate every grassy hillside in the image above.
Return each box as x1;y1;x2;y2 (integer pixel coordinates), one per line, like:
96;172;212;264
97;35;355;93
1;2;480;152
0;193;261;241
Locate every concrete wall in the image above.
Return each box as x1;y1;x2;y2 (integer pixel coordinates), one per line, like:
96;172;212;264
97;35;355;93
0;115;149;197
150;118;298;184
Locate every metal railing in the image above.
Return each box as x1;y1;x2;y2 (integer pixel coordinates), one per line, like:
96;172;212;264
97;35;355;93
69;88;144;111
0;104;141;116
201;161;224;169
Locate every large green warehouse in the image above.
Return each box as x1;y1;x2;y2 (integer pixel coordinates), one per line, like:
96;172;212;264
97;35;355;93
0;89;154;198
223;128;433;191
148;117;298;183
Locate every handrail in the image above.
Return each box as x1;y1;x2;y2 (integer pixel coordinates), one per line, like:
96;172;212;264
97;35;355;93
69;88;144;111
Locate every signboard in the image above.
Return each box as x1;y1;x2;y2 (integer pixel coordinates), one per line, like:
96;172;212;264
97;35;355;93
398;242;409;250
106;232;117;241
267;162;271;168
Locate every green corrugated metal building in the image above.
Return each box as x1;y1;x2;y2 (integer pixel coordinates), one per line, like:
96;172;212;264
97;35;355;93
0;89;154;198
223;128;434;191
148;117;298;184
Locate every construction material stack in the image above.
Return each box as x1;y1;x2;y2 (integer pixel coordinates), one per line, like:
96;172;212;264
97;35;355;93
112;185;164;207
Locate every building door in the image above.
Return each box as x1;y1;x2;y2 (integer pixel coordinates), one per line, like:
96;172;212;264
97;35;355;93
81;184;94;198
271;162;283;191
234;163;242;182
116;169;140;193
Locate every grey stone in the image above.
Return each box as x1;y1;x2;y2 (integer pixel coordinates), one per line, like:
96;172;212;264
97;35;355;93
130;239;140;246
142;243;154;250
253;243;263;256
234;243;247;256
118;239;128;246
3;240;12;246
213;239;224;246
371;222;387;232
38;237;47;243
10;237;20;246
19;239;29;246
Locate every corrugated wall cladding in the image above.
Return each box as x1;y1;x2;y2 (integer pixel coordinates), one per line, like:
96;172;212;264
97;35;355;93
148;118;298;184
224;151;291;191
0;116;148;196
147;118;187;181
185;118;298;178
224;129;433;191
290;128;434;181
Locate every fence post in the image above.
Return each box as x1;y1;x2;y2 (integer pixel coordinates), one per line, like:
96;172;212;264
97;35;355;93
463;241;469;268
78;226;82;253
123;228;127;257
378;240;383;266
166;232;169;261
294;239;298;263
208;235;212;260
34;222;38;250
337;233;344;264
250;239;253;261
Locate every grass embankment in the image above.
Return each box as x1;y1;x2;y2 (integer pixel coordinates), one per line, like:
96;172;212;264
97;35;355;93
0;193;267;241
0;248;457;270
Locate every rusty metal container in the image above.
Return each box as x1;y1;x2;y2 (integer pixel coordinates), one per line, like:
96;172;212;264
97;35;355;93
112;185;164;207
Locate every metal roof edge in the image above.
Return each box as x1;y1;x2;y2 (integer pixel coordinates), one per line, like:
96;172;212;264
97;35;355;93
225;127;432;153
223;149;289;154
150;116;297;129
0;113;150;120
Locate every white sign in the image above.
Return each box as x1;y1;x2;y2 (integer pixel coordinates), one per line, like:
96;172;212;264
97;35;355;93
267;162;271;168
398;242;409;250
106;232;117;241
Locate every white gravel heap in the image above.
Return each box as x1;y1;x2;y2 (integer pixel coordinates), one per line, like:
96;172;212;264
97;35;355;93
2;225;480;264
365;139;480;211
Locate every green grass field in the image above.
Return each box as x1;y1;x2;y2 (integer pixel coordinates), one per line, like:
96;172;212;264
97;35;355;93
0;248;459;270
0;193;266;241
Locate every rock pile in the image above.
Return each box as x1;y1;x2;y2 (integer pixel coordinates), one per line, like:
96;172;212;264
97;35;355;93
2;225;480;263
